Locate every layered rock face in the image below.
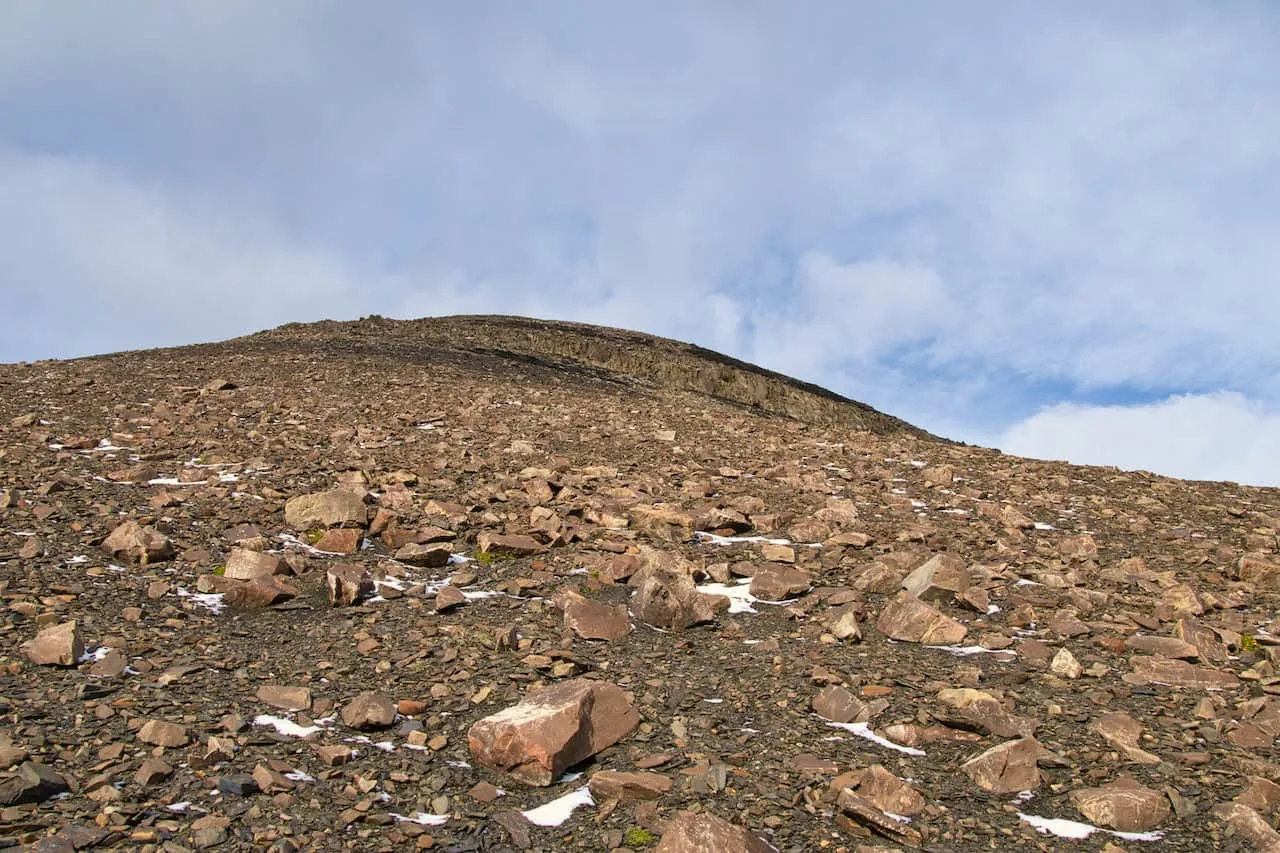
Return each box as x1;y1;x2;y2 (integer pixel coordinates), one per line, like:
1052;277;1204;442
1;315;1278;850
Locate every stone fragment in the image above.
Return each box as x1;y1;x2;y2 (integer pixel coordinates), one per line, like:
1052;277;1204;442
587;770;672;801
0;761;69;805
1215;802;1280;849
876;591;967;645
313;528;362;554
467;678;639;786
394;542;453;567
477;532;545;555
217;774;259;796
836;789;923;848
654;810;777;853
1070;775;1171;833
224;575;298;608
1123;635;1200;659
341;692;397;730
223;547;290;580
1050;648;1083;679
1059;534;1098;560
556;589;631;640
1156;583;1204;619
844;764;926;817
1091;713;1161;765
960;737;1044;794
1124;656;1240;689
22;620;83;667
826;604;862;641
326;563;373;606
284;489;367;529
813;685;868;724
935;688;1038;738
748;564;812;600
631;569;723;630
138;720;190;747
313;744;353;766
135;758;173;786
760;542;795;563
257;685;312;712
1236;776;1280;812
101;520;175;564
901;553;969;603
628;504;696;543
435;585;467;611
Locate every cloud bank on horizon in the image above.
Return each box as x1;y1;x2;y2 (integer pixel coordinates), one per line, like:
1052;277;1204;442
2;2;1278;485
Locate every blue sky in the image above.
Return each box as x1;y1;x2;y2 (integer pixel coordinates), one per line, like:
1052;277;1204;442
3;2;1279;485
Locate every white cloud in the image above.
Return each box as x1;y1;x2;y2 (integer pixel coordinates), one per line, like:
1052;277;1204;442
999;392;1280;486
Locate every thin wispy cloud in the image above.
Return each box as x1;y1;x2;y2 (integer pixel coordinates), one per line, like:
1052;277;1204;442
2;2;1277;484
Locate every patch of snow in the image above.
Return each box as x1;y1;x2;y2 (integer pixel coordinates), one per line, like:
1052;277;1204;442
416;423;439;431
277;533;346;556
910;500;927;508
106;564;127;572
696;580;759;614
1014;578;1043;587
284;770;315;783
391;812;448;826
909;460;928;467
1033;522;1057;531
346;736;395;752
253;715;328;738
521;787;594;827
1018;812;1163;842
703;698;724;704
825;721;926;756
927;645;1017;659
447;760;471;769
987;604;1002;615
693;531;792;546
939;508;969;515
176;587;225;614
79;646;111;663
65;555;88;565
148;477;185;486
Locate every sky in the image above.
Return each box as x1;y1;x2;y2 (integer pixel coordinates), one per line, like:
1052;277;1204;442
2;2;1279;486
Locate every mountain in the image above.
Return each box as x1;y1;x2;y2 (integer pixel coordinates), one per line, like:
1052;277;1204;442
2;315;1278;850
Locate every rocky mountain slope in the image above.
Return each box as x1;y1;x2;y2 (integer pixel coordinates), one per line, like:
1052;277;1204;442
2;315;1280;852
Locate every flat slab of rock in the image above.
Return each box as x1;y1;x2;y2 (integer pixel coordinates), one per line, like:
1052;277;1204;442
901;553;969;603
285;489;367;529
0;761;69;805
960;736;1044;794
224;575;298;608
556;589;631;640
1123;656;1240;689
341;692;397;730
224;547;290;580
748;564;812;600
1070;775;1171;832
257;685;312;712
137;720;190;748
477;532;545;555
587;770;672;801
1091;712;1160;765
468;678;639;785
654;810;777;853
837;789;923;847
101;520;174;564
813;685;868;724
22;620;83;666
395;542;453;567
876;591;967;645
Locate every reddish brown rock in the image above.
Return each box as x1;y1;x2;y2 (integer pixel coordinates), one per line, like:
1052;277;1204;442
1213;803;1280;850
224;575;298;608
477;532;545;556
101;520;175;564
223;547;290;580
842;764;926;816
467;678;639;785
813;685;868;724
876;591;967;645
341;692;397;730
395;542;453;567
1124;656;1240;689
1123;635;1199;659
313;528;362;554
22;620;83;667
587;770;672;801
901;552;969;603
435;585;467;611
556;589;631;640
257;685;312;712
935;688;1038;738
631;568;723;630
1091;712;1160;765
960;737;1044;794
1070;775;1171;833
326;563;373;606
748;564;812;600
1059;533;1098;561
285;489;367;529
654;810;777;853
836;789;923;847
137;720;190;748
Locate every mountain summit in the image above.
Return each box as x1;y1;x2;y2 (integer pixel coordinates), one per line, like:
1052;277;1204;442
2;316;1278;850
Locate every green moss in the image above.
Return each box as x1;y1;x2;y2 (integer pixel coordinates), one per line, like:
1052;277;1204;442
306;529;326;545
1242;634;1260;653
473;549;515;565
212;564;226;576
623;827;656;846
